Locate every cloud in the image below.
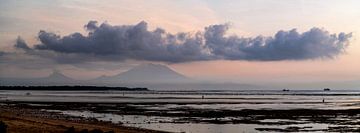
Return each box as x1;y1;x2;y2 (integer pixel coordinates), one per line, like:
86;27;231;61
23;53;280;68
14;36;31;50
16;21;352;63
205;25;352;61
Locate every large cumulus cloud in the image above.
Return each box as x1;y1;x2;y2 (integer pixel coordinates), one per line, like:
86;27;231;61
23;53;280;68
204;25;351;61
16;21;352;63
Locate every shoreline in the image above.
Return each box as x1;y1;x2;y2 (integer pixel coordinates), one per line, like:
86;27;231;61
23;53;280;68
1;89;360;133
0;105;170;133
1;101;360;132
0;86;149;91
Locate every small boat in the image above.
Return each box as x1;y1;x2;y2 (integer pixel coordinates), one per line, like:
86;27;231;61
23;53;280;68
323;88;331;91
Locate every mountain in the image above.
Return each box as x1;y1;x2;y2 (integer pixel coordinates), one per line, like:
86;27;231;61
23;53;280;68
95;63;190;84
39;70;73;83
88;64;264;90
0;70;75;85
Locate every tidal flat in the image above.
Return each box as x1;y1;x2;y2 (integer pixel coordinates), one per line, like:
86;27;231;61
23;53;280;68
1;89;360;132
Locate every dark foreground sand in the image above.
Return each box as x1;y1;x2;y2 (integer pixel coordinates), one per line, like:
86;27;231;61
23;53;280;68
0;106;169;133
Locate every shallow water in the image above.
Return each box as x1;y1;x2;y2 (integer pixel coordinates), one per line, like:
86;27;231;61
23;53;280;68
51;109;356;133
1;90;360;110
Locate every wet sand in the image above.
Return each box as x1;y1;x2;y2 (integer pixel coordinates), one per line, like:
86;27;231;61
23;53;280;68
0;105;169;133
1;101;360;132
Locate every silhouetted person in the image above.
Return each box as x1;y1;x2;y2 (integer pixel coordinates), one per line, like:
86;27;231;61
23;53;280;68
322;98;325;103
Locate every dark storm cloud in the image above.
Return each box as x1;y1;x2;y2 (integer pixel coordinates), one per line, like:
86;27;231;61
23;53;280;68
19;21;352;63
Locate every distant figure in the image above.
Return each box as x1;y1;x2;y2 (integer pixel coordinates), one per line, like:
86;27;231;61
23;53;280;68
322;98;325;103
202;95;204;99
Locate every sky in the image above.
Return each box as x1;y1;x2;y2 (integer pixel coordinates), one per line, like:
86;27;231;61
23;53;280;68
0;0;360;86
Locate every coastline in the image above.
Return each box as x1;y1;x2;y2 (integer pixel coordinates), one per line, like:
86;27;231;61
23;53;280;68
1;89;360;132
0;105;170;133
1;101;360;132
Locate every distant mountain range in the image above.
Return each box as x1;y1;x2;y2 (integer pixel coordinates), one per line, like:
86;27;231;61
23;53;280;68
0;70;76;86
0;64;192;86
0;64;265;90
2;63;360;90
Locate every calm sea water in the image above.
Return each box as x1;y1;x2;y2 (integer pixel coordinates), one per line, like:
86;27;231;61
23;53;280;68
1;89;360;110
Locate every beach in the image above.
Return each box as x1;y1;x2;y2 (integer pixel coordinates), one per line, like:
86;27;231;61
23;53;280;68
0;105;168;133
1;90;360;132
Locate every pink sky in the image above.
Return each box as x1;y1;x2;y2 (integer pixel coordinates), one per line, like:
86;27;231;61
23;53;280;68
0;0;359;84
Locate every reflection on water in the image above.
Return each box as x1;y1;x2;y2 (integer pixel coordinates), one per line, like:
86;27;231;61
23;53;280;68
1;90;360;110
52;110;342;133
